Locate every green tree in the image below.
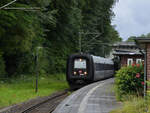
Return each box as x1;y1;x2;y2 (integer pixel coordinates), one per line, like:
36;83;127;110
0;0;122;77
0;0;55;76
126;36;137;42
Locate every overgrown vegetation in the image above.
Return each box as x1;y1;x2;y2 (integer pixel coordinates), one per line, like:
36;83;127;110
0;74;68;108
110;96;150;113
0;0;121;77
115;64;144;100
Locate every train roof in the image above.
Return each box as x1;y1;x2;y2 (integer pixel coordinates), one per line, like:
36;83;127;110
69;53;114;64
92;55;114;64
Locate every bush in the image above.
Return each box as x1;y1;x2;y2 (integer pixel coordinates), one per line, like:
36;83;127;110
115;64;144;100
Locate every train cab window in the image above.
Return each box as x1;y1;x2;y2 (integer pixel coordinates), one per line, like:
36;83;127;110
73;58;87;76
74;59;87;69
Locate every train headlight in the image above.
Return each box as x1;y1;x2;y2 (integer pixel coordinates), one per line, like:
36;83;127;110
74;72;77;75
79;59;82;62
84;72;87;75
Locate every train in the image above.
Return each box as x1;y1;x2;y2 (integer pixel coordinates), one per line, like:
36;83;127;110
66;53;114;88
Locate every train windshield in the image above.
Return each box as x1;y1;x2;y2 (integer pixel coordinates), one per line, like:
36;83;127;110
74;59;86;69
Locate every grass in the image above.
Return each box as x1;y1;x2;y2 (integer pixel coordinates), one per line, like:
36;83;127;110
0;74;69;109
110;96;150;113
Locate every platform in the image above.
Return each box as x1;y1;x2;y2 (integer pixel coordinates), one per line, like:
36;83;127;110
53;78;121;113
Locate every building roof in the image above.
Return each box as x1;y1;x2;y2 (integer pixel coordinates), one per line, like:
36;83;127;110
135;38;150;49
113;41;137;47
113;41;143;56
113;51;142;56
135;38;150;43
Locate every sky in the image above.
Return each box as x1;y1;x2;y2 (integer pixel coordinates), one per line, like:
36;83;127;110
112;0;150;41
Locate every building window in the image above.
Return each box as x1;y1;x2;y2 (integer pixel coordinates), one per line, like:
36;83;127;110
136;59;142;64
127;58;133;66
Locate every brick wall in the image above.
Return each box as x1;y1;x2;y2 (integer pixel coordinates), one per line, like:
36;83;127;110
120;56;127;67
147;45;150;81
120;55;143;67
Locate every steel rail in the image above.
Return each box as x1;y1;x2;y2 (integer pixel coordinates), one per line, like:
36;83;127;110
21;90;70;113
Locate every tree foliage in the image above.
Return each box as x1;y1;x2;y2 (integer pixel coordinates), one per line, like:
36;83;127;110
0;0;121;76
126;32;150;42
126;36;137;42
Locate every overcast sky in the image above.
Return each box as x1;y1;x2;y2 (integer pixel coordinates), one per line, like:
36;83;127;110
112;0;150;41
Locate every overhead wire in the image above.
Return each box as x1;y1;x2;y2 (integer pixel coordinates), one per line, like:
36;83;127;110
0;0;17;9
0;0;42;11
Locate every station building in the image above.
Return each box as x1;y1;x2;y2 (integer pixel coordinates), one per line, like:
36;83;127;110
113;41;144;67
113;38;150;90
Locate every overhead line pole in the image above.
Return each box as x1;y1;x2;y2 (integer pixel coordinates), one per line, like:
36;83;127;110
78;32;101;53
79;32;82;54
144;45;147;98
78;18;104;54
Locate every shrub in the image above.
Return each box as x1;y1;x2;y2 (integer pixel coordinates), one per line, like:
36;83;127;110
115;64;144;100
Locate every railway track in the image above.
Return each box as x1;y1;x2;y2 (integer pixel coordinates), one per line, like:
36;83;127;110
21;90;69;113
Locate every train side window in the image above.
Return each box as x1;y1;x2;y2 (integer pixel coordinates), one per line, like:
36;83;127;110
108;64;112;70
127;58;133;66
95;63;99;70
109;64;111;70
96;63;113;70
104;64;108;70
103;64;106;70
100;64;103;70
95;63;103;71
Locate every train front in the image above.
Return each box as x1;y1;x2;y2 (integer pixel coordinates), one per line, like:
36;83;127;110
66;54;94;88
